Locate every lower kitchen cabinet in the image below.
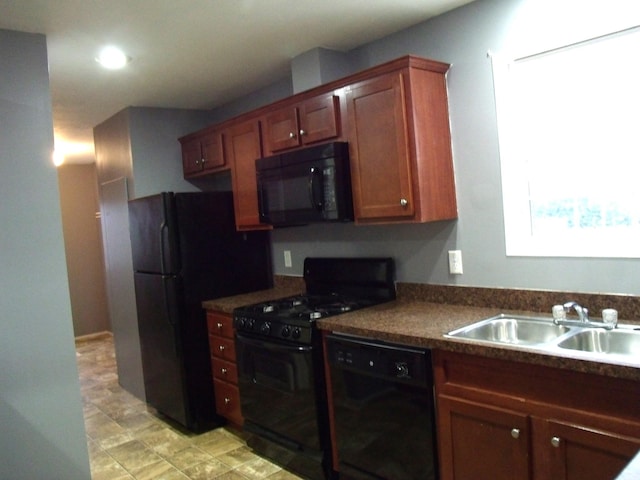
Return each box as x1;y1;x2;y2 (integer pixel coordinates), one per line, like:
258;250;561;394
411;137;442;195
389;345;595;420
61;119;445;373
207;311;243;427
434;350;640;480
437;395;531;479
540;417;640;480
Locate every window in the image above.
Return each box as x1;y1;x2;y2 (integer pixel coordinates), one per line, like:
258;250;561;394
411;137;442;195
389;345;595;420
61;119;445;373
492;26;640;258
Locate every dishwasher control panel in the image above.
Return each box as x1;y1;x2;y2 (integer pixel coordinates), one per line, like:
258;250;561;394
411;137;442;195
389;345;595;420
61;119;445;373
326;334;432;387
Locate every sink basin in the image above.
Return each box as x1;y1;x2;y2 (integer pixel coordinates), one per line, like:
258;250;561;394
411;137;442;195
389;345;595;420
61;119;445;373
557;328;640;356
446;315;572;346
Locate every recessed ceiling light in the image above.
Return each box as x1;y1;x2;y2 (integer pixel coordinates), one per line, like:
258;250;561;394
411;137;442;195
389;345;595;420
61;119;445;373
96;46;130;70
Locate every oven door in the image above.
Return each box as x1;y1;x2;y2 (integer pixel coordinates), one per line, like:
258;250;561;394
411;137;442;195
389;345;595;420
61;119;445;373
235;332;321;451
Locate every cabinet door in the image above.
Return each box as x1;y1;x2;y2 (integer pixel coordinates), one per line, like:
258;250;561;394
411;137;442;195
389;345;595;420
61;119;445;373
214;378;243;426
299;94;339;145
438;395;532;480
211;357;238;383
346;71;415;221
209;336;236;362
181;137;203;176
543;419;640;480
263;106;299;153
207;312;234;339
224;120;269;230
200;131;226;172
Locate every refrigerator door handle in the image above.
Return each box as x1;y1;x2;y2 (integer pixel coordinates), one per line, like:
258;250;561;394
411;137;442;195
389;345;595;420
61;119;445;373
159;220;168;275
162;275;182;358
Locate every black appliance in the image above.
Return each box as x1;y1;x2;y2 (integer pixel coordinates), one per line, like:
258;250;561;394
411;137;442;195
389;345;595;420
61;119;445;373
233;257;395;480
128;191;272;432
326;334;438;479
256;141;353;226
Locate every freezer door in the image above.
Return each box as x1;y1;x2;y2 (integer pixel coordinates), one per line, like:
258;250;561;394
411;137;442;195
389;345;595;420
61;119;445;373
129;193;179;274
134;271;189;426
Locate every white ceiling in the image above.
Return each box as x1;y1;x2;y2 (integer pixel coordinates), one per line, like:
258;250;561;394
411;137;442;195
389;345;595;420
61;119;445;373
0;0;473;163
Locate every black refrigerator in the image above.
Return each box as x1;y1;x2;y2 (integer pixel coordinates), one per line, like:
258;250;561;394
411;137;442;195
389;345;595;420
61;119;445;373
128;191;272;432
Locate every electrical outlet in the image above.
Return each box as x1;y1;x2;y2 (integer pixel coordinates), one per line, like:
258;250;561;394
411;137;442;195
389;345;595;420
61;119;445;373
448;250;463;275
284;250;292;268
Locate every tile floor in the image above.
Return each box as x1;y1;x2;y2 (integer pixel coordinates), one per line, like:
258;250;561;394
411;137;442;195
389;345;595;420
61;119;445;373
76;333;301;480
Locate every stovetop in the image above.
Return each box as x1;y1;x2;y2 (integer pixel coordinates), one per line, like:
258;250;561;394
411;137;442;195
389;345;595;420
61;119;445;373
233;257;396;345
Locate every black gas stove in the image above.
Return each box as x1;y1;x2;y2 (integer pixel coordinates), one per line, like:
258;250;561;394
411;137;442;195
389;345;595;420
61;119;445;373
232;257;396;480
233;257;396;345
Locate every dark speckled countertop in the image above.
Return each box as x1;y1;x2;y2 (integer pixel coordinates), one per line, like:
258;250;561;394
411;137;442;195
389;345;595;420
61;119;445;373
202;277;640;382
317;299;640;382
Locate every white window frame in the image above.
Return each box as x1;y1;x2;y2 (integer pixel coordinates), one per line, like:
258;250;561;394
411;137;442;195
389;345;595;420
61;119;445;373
492;26;640;258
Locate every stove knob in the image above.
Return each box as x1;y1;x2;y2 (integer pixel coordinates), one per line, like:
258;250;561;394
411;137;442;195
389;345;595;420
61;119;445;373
247;318;256;330
260;322;271;335
281;326;291;338
396;362;409;378
292;327;301;339
236;317;246;329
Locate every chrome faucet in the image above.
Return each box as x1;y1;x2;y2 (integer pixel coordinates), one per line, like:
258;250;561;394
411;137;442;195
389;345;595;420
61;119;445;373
552;301;616;330
563;301;589;323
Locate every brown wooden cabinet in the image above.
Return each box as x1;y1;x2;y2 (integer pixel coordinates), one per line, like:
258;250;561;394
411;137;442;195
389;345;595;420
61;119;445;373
179;55;458;228
223;120;269;231
180;129;226;176
262;93;340;155
207;311;243;427
434;350;640;480
345;59;457;224
438;395;532;480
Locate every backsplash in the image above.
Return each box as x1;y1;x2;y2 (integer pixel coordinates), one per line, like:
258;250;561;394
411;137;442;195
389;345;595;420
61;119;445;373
273;275;640;323
397;283;640;324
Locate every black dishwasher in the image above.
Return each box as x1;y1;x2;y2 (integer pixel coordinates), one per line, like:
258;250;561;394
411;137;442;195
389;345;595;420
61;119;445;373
326;334;438;480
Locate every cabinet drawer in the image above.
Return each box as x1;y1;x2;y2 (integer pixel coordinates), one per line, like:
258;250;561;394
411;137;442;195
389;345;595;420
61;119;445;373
209;335;236;362
214;378;243;426
207;312;234;339
211;357;238;384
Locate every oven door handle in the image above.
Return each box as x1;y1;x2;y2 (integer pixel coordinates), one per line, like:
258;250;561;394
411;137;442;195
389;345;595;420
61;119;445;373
236;333;313;353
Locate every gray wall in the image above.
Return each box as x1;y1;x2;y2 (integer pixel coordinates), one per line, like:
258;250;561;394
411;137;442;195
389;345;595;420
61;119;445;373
128;106;214;198
0;29;90;479
261;0;640;296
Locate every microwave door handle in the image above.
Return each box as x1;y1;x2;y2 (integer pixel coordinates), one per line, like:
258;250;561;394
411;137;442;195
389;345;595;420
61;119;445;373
308;167;323;211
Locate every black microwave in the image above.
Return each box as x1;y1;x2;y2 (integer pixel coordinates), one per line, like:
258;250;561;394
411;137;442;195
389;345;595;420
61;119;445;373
256;142;354;226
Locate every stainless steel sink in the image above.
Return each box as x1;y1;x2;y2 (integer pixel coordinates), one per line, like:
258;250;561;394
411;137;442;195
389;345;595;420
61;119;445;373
446;314;640;363
557;328;640;356
446;315;572;346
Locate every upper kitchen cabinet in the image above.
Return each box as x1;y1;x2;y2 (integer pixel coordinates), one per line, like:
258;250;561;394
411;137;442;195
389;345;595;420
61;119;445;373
223;120;270;231
346;57;457;224
180;128;227;177
262;93;341;155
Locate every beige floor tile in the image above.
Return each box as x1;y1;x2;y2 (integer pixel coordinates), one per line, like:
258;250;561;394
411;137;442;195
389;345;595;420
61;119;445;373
75;335;303;480
107;439;163;472
234;457;283;479
216;445;262;468
181;458;233;479
89;449;130;480
166;445;215;471
131;459;189;480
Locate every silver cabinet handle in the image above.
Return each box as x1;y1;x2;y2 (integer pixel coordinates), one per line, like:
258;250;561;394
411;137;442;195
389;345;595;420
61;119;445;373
216;322;223;330
400;198;408;207
224;397;231;405
218;345;225;351
511;428;520;439
299;129;306;136
221;367;228;375
288;132;296;139
551;436;561;448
